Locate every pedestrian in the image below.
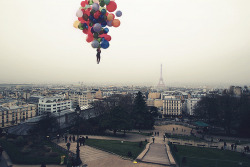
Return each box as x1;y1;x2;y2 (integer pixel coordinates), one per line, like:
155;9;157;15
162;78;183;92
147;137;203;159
79;136;82;146
163;135;166;142
231;144;234;150
41;162;46;167
234;144;237;151
157;132;159;136
65;135;68;143
152;137;155;143
173;128;175;131
73;135;75;142
224;142;227;150
154;132;156;136
82;136;86;146
96;48;101;64
66;142;71;151
246;146;249;152
69;136;72;142
57;134;60;143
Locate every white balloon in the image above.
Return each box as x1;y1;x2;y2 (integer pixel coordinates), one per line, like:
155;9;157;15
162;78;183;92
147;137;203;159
76;10;83;18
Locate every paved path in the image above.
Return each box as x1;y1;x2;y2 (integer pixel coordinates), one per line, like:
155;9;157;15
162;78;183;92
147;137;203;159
58;141;166;167
142;143;170;166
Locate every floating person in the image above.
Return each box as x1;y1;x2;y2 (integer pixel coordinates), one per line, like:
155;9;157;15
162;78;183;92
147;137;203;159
96;48;101;64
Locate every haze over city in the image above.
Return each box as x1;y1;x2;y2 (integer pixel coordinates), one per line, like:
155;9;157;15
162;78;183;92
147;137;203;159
1;0;250;86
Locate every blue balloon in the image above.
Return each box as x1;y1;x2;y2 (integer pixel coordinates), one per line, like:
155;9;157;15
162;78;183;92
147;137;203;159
91;27;95;33
101;40;109;49
89;15;94;21
116;10;122;17
103;28;109;34
101;21;107;27
101;9;107;15
92;18;97;24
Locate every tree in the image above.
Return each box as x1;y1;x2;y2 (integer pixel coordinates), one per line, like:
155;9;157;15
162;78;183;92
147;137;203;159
100;106;132;135
29;112;59;138
132;91;154;130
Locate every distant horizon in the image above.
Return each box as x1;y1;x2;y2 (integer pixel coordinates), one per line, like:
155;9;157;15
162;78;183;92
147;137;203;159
0;81;249;89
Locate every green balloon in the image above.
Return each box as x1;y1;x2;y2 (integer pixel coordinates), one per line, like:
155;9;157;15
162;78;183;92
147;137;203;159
89;22;93;27
89;0;94;5
97;38;102;42
100;1;105;7
104;0;110;5
93;32;99;39
78;24;84;30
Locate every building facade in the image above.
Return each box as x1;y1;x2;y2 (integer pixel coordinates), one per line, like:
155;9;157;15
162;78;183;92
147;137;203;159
0;104;36;128
163;98;183;116
186;98;200;115
38;97;72;115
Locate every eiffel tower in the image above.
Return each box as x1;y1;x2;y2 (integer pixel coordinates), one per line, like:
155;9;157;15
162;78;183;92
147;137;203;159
157;64;166;89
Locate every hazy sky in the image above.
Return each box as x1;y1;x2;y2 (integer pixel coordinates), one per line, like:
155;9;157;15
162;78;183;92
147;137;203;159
0;0;250;86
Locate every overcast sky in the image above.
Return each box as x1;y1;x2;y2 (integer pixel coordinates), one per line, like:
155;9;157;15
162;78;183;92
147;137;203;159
0;0;250;86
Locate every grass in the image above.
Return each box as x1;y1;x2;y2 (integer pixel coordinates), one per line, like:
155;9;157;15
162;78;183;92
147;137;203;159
127;131;152;136
170;144;250;167
85;139;147;159
166;133;204;142
0;137;67;165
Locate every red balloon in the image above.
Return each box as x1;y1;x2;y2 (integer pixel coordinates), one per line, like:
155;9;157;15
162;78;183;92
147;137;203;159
85;0;88;5
81;1;86;7
85;8;91;16
83;29;88;34
105;35;112;41
99;34;112;41
107;1;117;12
78;17;84;22
94;11;101;19
86;33;94;43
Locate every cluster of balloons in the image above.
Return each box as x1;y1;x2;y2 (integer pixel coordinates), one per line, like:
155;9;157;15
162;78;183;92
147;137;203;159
73;0;122;50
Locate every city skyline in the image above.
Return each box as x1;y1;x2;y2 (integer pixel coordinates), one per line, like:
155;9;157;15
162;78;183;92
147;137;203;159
1;0;250;86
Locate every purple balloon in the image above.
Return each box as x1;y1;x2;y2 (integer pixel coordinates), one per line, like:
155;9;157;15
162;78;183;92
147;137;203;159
92;3;99;11
107;21;113;27
93;23;102;33
116;10;122;17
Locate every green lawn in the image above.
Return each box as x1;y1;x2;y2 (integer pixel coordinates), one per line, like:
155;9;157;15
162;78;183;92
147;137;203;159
127;131;152;136
166;134;204;142
170;144;250;167
85;139;147;159
0;137;66;165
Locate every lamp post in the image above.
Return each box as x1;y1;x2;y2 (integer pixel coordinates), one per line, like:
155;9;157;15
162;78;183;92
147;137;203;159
75;105;82;166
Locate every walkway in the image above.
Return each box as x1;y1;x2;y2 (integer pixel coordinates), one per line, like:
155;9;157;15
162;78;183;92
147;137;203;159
142;143;170;166
58;141;166;167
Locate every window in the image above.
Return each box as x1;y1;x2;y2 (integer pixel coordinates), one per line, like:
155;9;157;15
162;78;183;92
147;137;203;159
47;105;51;107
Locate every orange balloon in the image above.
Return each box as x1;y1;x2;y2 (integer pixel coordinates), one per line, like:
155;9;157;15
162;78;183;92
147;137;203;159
112;19;120;27
107;14;114;21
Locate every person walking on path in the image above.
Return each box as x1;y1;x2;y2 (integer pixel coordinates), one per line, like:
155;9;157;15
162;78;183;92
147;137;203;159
73;135;75;142
79;136;83;146
66;142;71;151
41;162;46;167
224;142;227;150
56;134;59;142
65;135;68;143
163;135;166;142
82;136;86;146
231;144;234;150
69;136;72;142
152;137;155;143
234;144;237;151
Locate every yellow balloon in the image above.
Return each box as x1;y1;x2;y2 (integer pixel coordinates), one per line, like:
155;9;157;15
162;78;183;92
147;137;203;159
107;14;114;21
73;20;80;29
